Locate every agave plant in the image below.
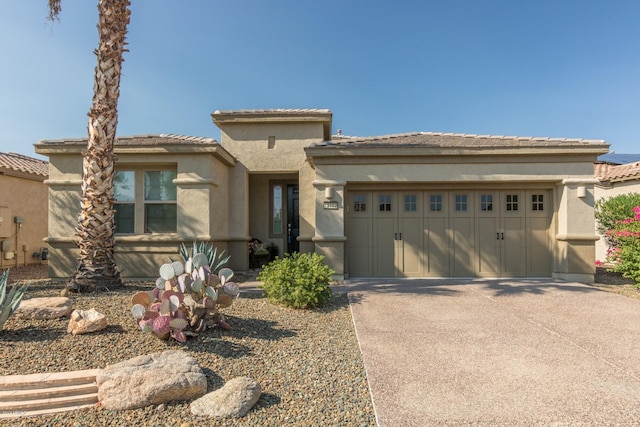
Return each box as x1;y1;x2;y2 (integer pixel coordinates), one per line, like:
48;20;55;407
0;270;28;330
131;248;239;344
179;240;230;274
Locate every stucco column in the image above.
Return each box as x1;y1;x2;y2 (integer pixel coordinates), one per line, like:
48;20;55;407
554;179;600;282
312;180;346;280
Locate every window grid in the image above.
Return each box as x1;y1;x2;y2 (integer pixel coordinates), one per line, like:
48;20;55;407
404;194;417;212
532;194;544;211
506;194;519;211
455;194;467;212
480;194;493;211
114;169;177;234
354;195;367;212
430;194;443;212
379;194;392;212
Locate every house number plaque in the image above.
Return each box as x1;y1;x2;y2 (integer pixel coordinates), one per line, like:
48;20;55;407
323;201;339;210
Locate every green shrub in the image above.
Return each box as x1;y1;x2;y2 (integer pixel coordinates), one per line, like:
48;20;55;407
258;252;334;309
607;206;640;287
595;193;640;250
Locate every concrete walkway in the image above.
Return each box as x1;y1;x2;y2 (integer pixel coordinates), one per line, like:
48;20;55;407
339;278;640;426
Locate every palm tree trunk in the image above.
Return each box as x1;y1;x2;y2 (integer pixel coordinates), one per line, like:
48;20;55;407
69;0;131;292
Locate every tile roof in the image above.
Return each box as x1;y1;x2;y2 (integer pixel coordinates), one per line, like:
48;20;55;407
313;132;607;148
212;108;331;116
0;152;48;177
37;134;218;146
599;161;640;182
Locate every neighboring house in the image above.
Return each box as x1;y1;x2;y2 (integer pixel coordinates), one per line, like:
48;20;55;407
594;153;640;262
0;152;49;269
35;109;608;282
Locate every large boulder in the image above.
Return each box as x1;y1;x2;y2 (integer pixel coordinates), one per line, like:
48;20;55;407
97;350;207;410
190;376;261;418
67;308;108;335
14;297;73;320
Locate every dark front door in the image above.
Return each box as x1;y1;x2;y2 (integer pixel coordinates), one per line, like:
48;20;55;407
287;184;299;254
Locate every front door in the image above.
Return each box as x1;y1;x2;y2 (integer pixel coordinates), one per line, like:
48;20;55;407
286;184;299;254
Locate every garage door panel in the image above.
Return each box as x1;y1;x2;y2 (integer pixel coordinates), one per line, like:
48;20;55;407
347;217;372;277
450;217;474;276
425;218;449;275
374;217;395;277
503;217;527;276
528;216;551;276
476;217;500;276
400;216;423;276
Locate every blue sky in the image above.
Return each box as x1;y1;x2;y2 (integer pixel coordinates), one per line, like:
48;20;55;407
1;0;639;159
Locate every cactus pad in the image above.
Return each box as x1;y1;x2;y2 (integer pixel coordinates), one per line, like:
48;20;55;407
223;282;240;298
192;253;208;269
131;291;151;307
219;267;234;282
131;303;146;320
159;263;176;280
171;261;184;276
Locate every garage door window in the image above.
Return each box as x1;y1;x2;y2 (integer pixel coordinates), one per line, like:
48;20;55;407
480;194;493;211
532;194;544;211
455;194;468;211
430;194;443;211
404;194;417;212
506;194;519;211
379;194;392;211
354;194;367;212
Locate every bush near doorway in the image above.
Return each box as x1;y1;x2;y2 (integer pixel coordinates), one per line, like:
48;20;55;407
258;252;334;309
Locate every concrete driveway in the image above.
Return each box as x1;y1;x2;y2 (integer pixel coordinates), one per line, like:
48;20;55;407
340;278;640;426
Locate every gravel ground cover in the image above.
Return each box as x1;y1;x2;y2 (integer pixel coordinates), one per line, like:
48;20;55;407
2;264;638;426
0;266;376;427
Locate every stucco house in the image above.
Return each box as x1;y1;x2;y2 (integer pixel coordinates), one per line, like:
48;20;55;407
0;152;49;269
35;109;608;282
594;153;640;262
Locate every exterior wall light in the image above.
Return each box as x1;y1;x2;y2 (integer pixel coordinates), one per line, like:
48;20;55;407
325;187;334;199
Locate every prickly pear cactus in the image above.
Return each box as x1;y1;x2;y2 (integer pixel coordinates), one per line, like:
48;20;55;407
130;248;239;343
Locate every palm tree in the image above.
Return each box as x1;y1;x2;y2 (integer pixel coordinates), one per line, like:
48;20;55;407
48;0;131;291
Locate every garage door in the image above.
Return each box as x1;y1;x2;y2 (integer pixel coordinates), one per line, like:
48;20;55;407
346;189;552;278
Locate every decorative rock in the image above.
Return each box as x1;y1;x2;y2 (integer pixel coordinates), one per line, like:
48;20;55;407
96;350;207;410
14;297;73;320
190;376;261;418
66;308;108;335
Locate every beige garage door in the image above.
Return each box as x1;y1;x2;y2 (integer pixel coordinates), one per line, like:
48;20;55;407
346;189;552;278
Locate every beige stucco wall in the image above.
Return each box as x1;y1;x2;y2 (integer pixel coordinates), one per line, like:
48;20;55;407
308;150;603;282
594;180;640;262
216;120;327;267
39;148;234;280
0;172;48;268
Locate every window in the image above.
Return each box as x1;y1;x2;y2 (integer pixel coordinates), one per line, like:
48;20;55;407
273;185;283;234
379;194;392;211
505;194;519;211
354;194;367;212
532;194;544;211
404;194;417;212
114;171;135;234
144;171;177;233
480;194;493;211
430;194;443;212
455;194;467;211
114;169;177;234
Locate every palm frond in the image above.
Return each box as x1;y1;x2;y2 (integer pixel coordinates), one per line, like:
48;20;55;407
48;0;62;21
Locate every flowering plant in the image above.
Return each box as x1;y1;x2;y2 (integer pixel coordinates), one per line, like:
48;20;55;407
606;206;640;286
